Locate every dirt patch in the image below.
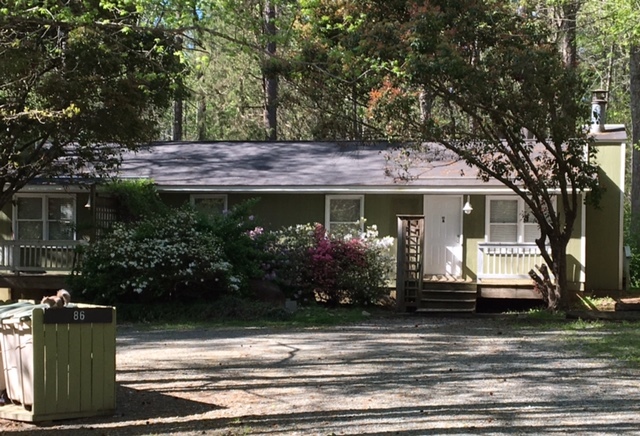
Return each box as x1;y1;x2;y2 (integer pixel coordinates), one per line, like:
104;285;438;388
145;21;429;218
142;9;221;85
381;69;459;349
1;316;640;435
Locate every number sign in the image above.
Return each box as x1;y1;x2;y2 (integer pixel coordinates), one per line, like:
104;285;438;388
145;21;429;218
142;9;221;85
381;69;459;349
42;307;113;324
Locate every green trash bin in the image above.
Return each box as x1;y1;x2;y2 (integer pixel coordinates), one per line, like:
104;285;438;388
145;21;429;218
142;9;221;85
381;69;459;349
0;303;116;422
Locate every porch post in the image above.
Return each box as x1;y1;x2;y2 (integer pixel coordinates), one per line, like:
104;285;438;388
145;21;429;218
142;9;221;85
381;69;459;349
12;241;20;271
396;216;406;312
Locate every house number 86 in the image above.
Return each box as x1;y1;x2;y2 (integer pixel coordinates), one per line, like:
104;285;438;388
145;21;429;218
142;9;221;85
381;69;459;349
73;311;85;321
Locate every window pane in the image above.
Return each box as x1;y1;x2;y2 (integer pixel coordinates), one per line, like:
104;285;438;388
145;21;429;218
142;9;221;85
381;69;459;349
17;198;42;220
330;222;361;236
523;203;536;223
524;224;539;243
330;199;360;222
49;221;74;240
48;198;74;220
194;197;226;216
490;224;517;242
490;200;517;223
17;222;43;240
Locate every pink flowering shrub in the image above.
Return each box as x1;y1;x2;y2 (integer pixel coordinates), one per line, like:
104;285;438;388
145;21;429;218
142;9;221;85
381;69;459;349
268;223;394;305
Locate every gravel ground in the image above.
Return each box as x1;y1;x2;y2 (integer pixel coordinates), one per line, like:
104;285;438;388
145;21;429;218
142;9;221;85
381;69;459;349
1;316;640;435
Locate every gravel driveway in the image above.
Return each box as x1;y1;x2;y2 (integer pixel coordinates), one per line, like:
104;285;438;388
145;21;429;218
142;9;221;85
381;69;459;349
1;316;640;435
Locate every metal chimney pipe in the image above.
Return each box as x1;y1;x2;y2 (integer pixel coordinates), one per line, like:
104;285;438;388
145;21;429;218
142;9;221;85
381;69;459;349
591;89;608;133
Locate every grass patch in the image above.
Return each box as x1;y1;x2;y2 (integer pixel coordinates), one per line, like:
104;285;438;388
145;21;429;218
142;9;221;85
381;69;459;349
506;309;640;367
564;320;640;367
115;296;385;329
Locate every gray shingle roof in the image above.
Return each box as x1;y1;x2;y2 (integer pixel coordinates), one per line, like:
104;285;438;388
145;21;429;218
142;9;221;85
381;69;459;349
115;126;626;194
116;141;497;193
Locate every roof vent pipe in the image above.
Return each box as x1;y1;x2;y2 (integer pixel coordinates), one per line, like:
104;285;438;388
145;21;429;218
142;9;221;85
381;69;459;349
591;89;608;133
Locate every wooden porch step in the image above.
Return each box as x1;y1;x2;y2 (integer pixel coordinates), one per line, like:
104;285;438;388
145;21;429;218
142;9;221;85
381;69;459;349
417;300;477;313
422;281;477;291
417;307;475;313
419;289;478;313
421;289;477;302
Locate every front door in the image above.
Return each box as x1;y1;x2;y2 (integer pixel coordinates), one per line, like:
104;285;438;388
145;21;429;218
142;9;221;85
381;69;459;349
423;195;463;276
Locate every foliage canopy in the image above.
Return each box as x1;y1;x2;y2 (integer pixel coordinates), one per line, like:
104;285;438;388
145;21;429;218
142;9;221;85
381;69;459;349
0;1;184;209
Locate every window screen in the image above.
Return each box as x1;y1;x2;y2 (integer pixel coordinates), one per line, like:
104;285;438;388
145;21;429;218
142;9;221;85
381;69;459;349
193;196;227;216
16;196;75;240
489;199;518;242
328;197;362;234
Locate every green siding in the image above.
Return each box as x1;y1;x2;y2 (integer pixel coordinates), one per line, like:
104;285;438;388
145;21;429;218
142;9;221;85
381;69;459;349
1;203;11;240
586;141;625;290
158;192;423;237
365;194;423;237
231;194;325;230
565;197;584;290
462;195;485;281
75;193;93;240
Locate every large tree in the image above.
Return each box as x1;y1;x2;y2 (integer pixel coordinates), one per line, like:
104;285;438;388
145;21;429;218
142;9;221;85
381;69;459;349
302;0;600;310
0;0;184;210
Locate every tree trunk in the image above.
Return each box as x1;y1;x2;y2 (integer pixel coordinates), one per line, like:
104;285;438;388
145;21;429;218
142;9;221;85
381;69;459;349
557;1;578;69
530;237;570;311
419;88;433;123
552;245;569;310
172;99;183;141
631;45;640;231
263;0;278;141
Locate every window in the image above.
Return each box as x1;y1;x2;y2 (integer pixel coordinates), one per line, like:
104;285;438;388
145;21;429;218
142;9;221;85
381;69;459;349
191;194;227;216
325;195;364;234
15;195;75;240
487;197;540;243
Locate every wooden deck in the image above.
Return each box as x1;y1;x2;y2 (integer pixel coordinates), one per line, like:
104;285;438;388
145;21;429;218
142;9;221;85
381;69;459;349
0;240;82;301
0;272;71;301
412;275;540;313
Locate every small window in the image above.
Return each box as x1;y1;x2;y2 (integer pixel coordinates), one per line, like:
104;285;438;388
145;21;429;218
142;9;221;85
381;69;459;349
325;195;364;234
487;197;544;243
191;194;227;217
489;199;518;242
15;195;75;240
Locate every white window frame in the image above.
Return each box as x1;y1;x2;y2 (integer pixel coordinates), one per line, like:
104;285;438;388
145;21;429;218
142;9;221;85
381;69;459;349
325;195;364;234
190;194;228;216
13;194;76;241
485;196;551;244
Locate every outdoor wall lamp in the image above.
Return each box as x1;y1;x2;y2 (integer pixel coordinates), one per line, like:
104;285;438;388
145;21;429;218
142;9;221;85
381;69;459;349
462;196;473;215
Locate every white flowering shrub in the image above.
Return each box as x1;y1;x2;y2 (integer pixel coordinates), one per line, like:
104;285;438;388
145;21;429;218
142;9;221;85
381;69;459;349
72;208;237;303
266;222;395;305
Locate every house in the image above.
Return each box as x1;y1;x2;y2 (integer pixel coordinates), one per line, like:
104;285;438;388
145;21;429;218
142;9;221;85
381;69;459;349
0;126;627;311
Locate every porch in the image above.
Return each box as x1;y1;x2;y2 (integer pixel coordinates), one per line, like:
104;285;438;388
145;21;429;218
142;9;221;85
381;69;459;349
0;240;84;299
397;216;543;313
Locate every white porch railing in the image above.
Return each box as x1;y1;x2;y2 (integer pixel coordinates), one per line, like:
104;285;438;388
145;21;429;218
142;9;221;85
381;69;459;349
0;240;87;273
478;243;548;279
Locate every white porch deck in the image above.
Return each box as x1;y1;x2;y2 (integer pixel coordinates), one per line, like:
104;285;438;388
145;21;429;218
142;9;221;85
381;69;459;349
0;240;85;273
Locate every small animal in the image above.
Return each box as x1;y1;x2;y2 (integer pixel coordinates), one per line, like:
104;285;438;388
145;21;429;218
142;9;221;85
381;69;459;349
41;289;71;308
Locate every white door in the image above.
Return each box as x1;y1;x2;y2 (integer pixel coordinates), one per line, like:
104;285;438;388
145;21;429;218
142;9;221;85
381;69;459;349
423;195;463;276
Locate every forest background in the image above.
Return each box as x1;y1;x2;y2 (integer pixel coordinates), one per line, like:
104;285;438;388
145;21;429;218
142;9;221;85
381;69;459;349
150;0;640;287
2;0;640;297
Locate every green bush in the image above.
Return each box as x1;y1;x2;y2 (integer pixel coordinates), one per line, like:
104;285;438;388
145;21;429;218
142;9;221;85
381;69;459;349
103;179;168;222
206;198;273;291
624;209;640;289
71;207;236;304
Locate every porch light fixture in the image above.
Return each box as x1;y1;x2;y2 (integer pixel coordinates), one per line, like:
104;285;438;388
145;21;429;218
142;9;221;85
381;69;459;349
462;196;473;215
84;196;92;208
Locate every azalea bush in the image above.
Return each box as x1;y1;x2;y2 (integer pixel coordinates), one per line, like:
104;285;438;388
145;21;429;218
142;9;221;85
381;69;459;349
268;222;395;305
71;208;237;304
72;192;394;307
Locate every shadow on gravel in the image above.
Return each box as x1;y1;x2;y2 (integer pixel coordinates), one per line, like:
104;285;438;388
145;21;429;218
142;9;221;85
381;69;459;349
2;319;639;435
3;400;639;435
0;385;225;435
